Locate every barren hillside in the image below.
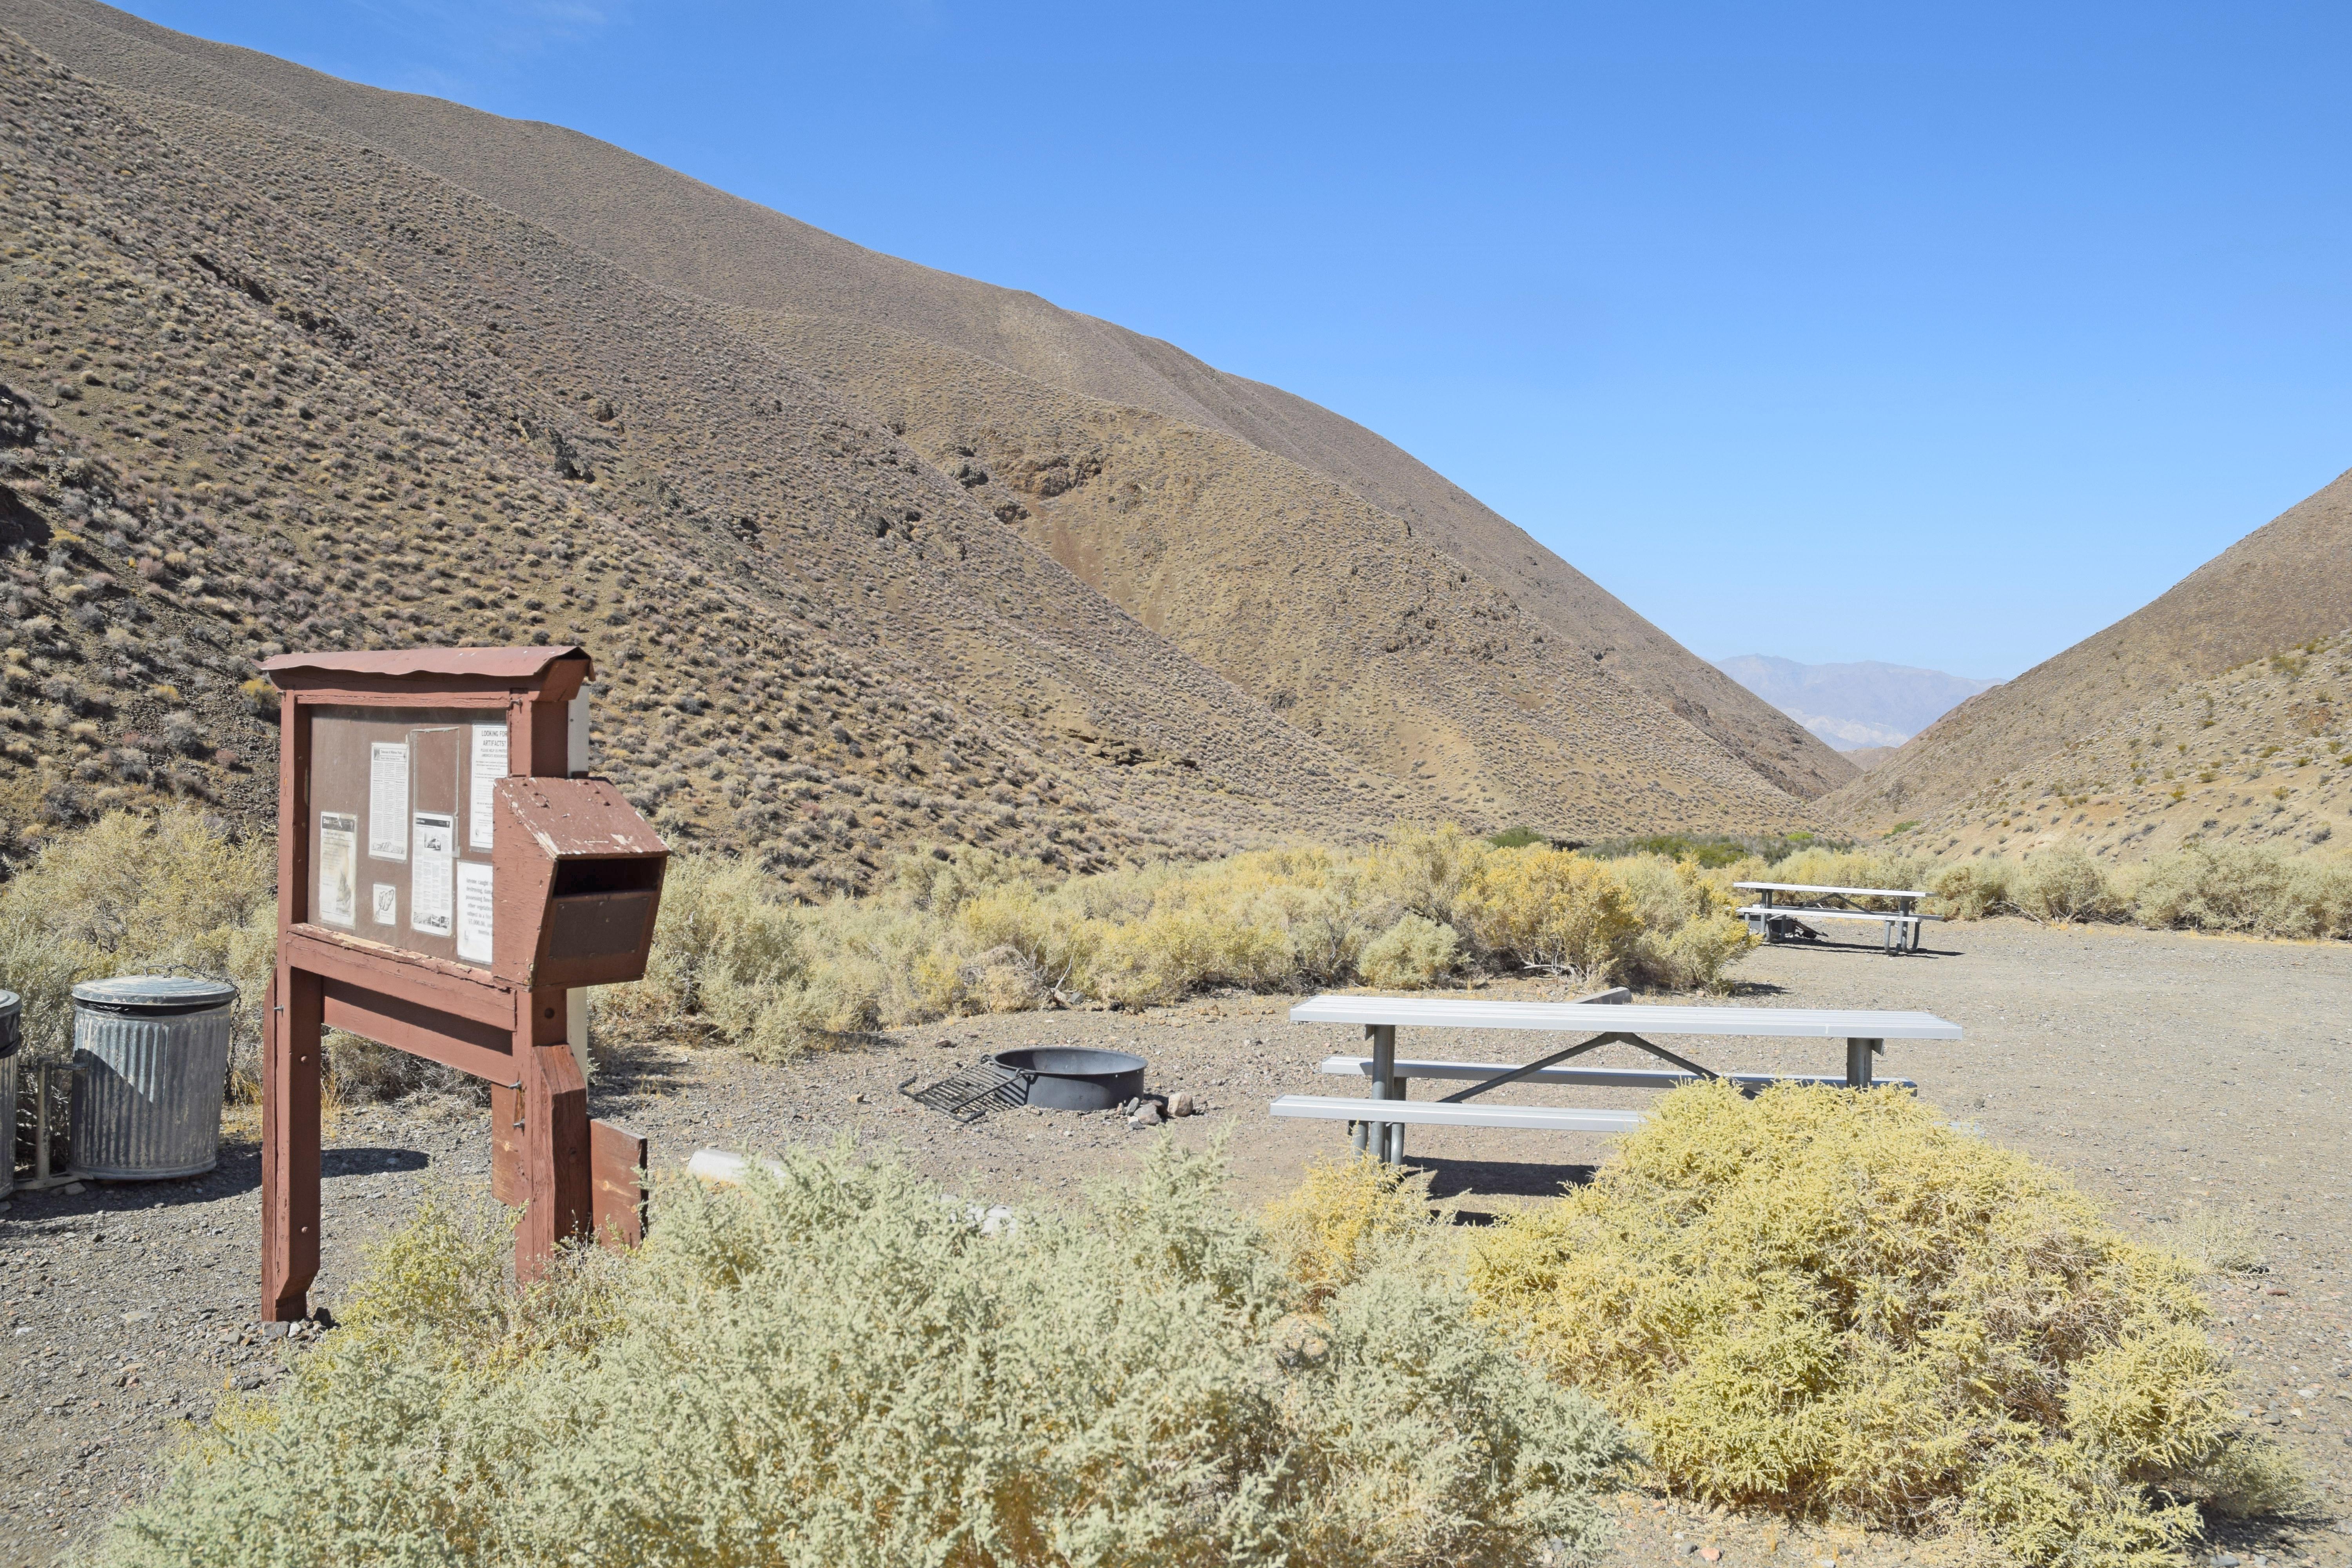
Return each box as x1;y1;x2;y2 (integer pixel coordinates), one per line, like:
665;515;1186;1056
1830;466;2352;829
1886;633;2352;866
0;29;1405;891
0;0;1850;806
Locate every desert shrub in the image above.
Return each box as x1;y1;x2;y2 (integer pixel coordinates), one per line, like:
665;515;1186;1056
1586;833;1828;869
1743;846;1936;908
2011;847;2122;925
2127;844;2352;939
1931;858;2016;919
1262;1151;1446;1308
1456;846;1636;982
1467;1081;2303;1563
1369;820;1490;926
324;1029;475;1104
601;851;835;1060
1356;912;1461;989
2172;1206;2265;1274
1611;855;1755;993
0;808;274;1067
105;1139;1630;1568
1933;845;2352;940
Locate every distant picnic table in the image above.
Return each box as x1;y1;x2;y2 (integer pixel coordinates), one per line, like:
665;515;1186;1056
1271;989;1962;1165
1733;881;1942;955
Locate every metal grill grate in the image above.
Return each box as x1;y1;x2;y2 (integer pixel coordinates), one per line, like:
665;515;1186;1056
898;1060;1033;1123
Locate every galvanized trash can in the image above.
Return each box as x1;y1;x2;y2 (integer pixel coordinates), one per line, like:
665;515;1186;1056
69;975;238;1181
0;991;19;1199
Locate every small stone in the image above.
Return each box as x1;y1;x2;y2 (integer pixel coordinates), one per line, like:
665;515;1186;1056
119;1310;154;1328
1700;1551;1721;1563
62;1182;83;1196
2263;1285;2290;1296
2214;1553;2241;1566
1127;1102;1164;1129
1168;1092;1194;1118
852;1093;868;1104
935;1039;956;1049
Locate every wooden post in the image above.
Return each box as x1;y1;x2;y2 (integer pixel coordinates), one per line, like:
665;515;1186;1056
488;1082;527;1206
261;965;323;1322
514;985;590;1281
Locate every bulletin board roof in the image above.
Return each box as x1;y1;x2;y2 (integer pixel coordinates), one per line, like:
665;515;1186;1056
261;646;591;683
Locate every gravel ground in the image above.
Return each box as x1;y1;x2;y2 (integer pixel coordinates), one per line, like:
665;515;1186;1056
2;916;2347;1564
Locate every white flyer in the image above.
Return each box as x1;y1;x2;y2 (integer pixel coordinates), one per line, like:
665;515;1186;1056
368;741;410;860
316;812;357;927
455;860;495;964
372;883;398;927
468;722;508;850
411;811;455;938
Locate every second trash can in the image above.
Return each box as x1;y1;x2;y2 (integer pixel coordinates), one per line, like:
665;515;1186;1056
70;975;238;1181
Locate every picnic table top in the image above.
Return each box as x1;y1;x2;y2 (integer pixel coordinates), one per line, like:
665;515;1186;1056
1289;995;1962;1039
1733;881;1931;899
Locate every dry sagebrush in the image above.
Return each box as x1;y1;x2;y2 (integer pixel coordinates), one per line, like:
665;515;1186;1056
0;807;274;1063
1465;1082;2305;1566
602;825;1760;1062
101;1138;1630;1568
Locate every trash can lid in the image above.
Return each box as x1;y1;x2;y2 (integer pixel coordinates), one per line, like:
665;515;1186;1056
71;975;240;1016
0;990;18;1019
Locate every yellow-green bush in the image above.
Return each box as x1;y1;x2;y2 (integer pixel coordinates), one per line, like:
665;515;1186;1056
1357;913;1463;989
1925;844;2352;938
103;1139;1631;1568
1262;1151;1447;1309
600;829;1769;1060
2;814;1764;1075
1611;854;1756;990
2125;844;2352;938
2011;846;2124;924
0;808;274;1065
1466;1081;2303;1564
1455;847;1637;982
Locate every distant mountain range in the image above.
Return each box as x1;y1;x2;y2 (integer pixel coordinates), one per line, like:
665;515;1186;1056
1713;657;2000;751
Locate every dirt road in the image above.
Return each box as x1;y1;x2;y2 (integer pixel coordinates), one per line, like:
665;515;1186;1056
1;916;2345;1564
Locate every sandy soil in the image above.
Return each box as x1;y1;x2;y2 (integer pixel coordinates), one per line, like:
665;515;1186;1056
2;917;2347;1564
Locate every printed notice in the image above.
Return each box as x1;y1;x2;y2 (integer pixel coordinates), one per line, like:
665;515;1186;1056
455;860;495;964
368;742;410;860
317;812;357;927
372;884;398;927
468;723;508;851
411;812;455;938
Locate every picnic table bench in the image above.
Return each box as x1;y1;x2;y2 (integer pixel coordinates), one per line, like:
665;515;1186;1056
1734;881;1943;954
1271;989;1961;1164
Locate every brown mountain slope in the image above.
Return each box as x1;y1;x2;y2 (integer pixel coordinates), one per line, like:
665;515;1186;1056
0;29;1400;890
1885;632;2352;866
1829;466;2352;828
116;75;1804;839
758;308;1810;833
0;0;1852;803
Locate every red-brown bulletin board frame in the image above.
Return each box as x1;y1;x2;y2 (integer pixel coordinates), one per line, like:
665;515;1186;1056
258;645;660;1322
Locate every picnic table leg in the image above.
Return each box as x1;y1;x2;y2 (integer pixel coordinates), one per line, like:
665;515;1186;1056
1367;1024;1398;1164
1387;1073;1407;1165
1846;1037;1882;1089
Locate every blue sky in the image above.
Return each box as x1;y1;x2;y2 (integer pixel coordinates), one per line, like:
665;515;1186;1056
113;1;2352;679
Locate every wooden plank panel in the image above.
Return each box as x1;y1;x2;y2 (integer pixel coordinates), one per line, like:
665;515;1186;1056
287;927;515;1027
321;981;519;1085
591;1119;649;1249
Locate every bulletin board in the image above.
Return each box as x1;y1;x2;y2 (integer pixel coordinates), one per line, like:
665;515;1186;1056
303;704;508;968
